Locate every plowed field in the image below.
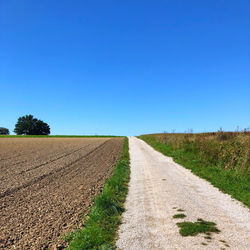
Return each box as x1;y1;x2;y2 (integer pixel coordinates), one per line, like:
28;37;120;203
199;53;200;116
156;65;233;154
0;137;123;249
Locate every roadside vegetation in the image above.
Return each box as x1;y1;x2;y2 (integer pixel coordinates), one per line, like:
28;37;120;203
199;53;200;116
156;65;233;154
139;131;250;207
65;137;130;249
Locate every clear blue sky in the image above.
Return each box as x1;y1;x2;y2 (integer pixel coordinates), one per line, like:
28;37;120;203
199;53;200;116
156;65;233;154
1;0;249;135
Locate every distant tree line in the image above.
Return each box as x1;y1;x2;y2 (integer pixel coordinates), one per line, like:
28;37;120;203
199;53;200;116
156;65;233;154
1;115;50;135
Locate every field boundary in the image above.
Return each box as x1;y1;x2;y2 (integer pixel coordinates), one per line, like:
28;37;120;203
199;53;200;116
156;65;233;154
0;135;120;138
65;137;130;249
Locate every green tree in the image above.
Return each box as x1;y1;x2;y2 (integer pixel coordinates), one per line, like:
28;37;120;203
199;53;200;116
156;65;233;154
14;115;50;135
0;127;9;135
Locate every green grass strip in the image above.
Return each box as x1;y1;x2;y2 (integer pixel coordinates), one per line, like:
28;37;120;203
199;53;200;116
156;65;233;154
66;137;130;250
139;136;250;207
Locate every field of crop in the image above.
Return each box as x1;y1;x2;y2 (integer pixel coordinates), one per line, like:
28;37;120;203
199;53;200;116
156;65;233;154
0;137;123;249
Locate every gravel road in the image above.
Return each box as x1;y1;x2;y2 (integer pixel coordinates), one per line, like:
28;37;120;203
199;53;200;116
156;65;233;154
116;137;250;250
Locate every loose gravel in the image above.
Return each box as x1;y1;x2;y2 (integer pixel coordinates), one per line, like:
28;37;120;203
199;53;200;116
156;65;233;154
116;137;250;249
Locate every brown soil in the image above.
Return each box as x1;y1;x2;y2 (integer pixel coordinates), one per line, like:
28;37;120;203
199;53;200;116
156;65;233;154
0;137;123;249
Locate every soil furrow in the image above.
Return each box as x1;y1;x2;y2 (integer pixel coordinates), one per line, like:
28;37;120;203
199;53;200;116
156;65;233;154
0;140;110;199
0;137;123;249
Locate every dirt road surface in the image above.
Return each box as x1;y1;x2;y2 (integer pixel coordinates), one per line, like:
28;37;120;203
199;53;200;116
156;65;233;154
0;137;123;249
117;137;250;249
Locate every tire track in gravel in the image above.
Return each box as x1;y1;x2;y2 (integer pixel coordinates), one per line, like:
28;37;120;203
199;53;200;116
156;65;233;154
117;137;250;250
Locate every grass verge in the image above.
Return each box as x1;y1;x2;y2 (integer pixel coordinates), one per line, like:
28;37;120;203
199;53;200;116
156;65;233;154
65;137;130;250
139;136;250;207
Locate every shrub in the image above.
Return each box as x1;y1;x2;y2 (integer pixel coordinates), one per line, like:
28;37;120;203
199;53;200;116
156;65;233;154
0;127;9;135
